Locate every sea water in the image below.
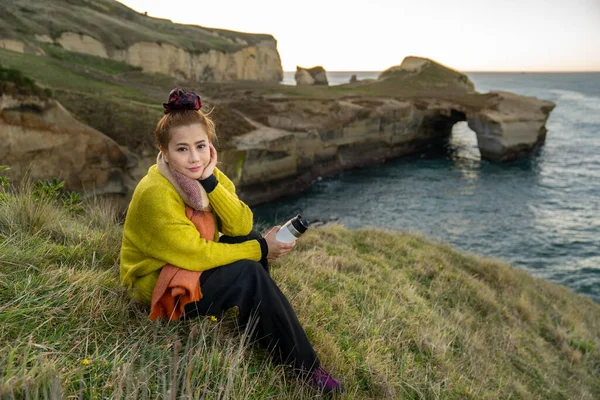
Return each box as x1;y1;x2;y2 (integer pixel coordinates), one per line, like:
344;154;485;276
258;71;600;303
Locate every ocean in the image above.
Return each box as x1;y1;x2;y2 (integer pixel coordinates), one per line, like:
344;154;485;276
256;71;600;303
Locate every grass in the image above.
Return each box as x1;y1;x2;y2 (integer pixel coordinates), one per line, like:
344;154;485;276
1;177;599;399
38;43;143;75
0;49;147;102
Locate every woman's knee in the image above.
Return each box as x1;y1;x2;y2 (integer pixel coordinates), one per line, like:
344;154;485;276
240;260;267;277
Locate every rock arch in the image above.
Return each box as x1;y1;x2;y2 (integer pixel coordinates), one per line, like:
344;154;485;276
412;93;555;162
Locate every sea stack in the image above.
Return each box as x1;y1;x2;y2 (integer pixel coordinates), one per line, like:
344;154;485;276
295;66;329;86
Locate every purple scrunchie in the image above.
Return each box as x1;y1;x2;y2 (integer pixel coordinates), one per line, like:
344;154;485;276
162;88;202;114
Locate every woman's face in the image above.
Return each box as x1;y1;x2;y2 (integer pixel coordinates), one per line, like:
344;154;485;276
163;123;210;180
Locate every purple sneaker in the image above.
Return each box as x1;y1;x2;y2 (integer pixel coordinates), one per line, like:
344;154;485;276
309;366;344;394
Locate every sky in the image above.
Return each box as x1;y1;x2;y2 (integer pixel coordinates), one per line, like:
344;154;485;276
116;0;600;72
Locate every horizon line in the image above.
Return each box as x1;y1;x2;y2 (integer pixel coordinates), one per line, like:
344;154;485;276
284;70;600;73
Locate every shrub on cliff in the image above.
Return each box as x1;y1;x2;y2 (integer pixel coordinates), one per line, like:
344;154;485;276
0;179;599;398
0;64;51;98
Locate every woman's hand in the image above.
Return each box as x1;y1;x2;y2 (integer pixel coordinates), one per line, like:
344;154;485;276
200;144;218;180
264;226;295;260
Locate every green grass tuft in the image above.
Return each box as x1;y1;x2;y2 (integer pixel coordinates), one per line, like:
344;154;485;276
39;43;143;75
0;63;49;98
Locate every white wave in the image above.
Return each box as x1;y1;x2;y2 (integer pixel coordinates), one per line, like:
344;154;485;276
550;89;600;111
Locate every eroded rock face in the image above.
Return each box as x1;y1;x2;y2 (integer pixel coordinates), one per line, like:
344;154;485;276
222;90;555;204
52;33;282;82
467;91;556;162
34;34;53;44
0;39;46;56
294;68;315;85
222;97;466;204
57;33;109;59
295;66;328;85
0;39;25;53
115;40;282;82
0;94;130;198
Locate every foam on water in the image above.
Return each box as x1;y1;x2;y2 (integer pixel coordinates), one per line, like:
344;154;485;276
550;89;600;110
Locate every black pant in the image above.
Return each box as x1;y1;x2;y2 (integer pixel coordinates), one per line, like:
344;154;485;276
183;231;320;373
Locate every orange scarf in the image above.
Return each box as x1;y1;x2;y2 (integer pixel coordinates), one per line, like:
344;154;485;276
149;207;215;320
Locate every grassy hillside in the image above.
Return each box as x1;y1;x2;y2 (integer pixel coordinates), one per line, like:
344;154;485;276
1;178;599;399
0;0;273;54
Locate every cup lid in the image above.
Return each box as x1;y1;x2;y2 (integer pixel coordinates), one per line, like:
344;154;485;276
291;215;308;233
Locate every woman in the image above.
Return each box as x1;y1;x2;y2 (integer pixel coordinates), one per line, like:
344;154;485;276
119;88;342;394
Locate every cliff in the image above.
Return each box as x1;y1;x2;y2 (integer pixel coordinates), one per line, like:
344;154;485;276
0;0;283;82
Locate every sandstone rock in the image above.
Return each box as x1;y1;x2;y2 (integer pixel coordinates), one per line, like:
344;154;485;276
0;39;46;56
309;66;328;85
57;33;109;59
294;68;315;86
467;91;556;162
225;97;460;204
0;93;130;199
295;66;328;86
349;74;358;83
399;56;430;72
0;39;25;53
34;34;53;44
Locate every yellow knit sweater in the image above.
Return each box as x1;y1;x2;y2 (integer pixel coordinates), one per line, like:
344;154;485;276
120;165;262;304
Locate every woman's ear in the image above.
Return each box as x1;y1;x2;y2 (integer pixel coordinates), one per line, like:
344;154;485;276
159;147;169;163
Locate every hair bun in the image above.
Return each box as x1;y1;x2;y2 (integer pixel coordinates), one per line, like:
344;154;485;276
162;88;202;114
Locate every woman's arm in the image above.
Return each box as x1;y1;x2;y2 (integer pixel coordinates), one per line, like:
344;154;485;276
200;168;254;237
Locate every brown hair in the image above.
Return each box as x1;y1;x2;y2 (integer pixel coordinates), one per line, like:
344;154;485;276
154;109;217;150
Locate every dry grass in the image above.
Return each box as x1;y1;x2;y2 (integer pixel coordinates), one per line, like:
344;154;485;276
1;182;599;399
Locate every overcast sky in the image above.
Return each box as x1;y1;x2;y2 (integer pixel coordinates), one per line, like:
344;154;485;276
116;0;600;72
